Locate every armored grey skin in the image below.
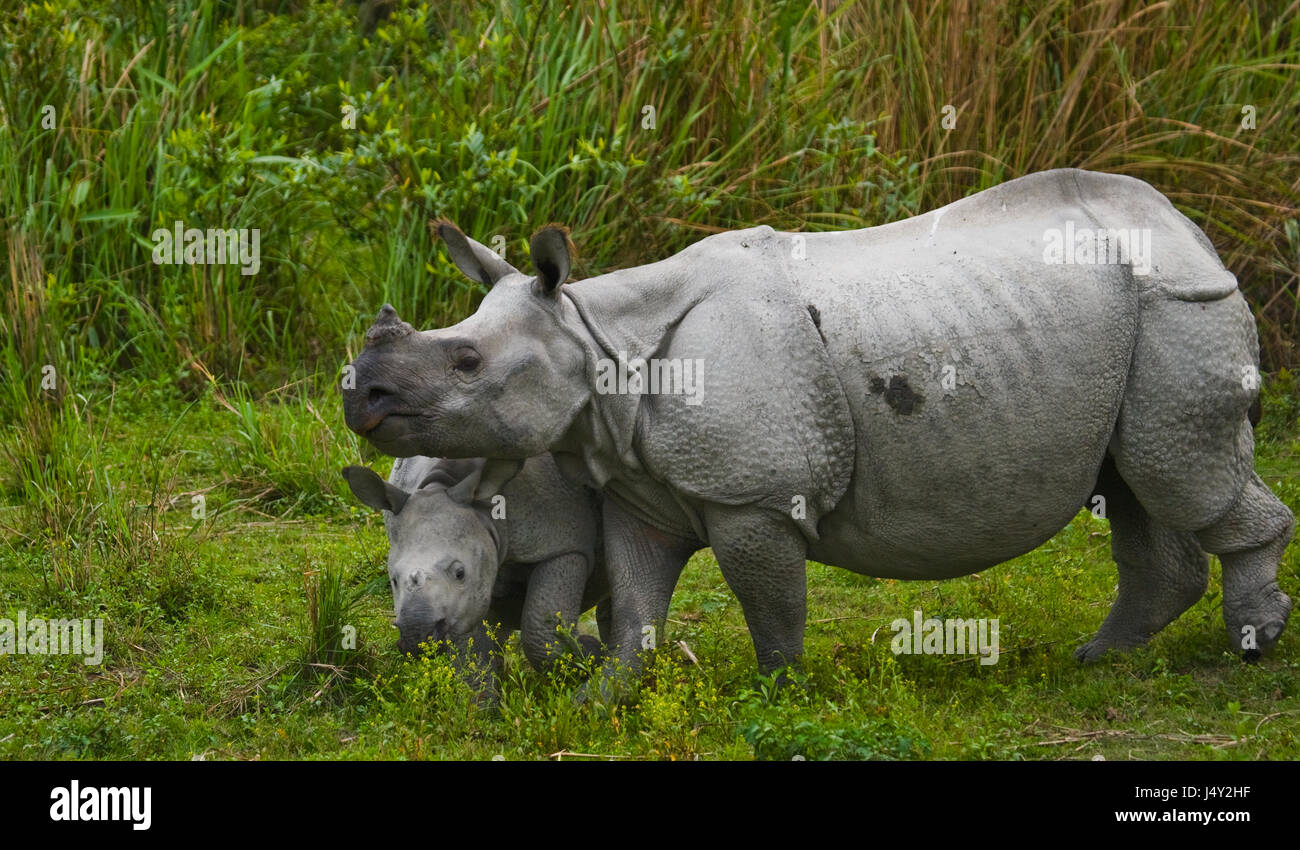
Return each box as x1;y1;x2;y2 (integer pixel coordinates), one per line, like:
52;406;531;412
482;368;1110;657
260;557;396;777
341;453;609;695
342;169;1294;693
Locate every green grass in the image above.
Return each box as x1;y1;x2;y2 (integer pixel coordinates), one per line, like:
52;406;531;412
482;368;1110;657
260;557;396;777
1;0;1298;760
0;379;1296;760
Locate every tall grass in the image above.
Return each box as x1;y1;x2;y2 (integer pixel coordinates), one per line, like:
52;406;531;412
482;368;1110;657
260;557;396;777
0;0;1297;516
2;0;1296;391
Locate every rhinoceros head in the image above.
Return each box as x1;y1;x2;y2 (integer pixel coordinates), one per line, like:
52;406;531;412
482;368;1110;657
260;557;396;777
341;458;520;653
342;222;589;460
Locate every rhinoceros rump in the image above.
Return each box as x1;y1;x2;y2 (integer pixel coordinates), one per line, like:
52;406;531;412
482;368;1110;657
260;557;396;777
342;169;1293;687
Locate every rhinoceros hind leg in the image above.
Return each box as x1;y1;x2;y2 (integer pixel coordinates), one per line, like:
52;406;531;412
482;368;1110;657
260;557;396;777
1076;458;1209;663
1104;292;1293;656
1194;472;1294;658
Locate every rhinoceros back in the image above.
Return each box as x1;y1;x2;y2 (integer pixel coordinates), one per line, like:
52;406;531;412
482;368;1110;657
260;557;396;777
785;169;1224;575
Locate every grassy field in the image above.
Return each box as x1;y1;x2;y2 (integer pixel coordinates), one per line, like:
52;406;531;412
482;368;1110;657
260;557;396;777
0;375;1296;760
1;0;1298;760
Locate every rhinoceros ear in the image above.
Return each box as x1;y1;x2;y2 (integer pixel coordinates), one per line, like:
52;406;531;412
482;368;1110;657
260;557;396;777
435;219;519;287
529;224;573;297
342;465;410;515
444;458;524;505
476;457;524;500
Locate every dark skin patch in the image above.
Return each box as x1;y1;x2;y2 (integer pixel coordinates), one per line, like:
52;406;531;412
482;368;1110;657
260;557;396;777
868;374;923;415
806;303;826;345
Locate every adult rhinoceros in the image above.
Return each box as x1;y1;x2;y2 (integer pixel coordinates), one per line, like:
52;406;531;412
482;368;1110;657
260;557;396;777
342;168;1293;689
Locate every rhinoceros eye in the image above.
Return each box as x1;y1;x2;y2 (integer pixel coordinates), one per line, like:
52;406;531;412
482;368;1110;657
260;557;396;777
452;562;466;581
452;347;481;372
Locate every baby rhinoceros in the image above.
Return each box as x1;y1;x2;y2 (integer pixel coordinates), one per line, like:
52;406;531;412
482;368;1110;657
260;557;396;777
342;454;609;694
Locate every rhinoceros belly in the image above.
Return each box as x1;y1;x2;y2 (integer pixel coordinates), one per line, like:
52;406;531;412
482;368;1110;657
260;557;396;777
796;206;1139;577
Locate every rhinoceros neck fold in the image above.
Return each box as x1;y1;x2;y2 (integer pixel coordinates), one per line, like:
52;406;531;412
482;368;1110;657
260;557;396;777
555;229;857;546
557;261;698;470
561;261;701;363
552;287;643;481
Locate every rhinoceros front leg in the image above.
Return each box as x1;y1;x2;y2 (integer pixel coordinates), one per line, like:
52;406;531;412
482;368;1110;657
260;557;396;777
702;503;808;675
595;598;612;645
594;499;698;701
448;621;502;706
519;552;600;671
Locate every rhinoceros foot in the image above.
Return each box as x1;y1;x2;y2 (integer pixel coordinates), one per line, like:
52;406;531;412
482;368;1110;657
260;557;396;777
1225;585;1291;662
576;633;606;663
1073;631;1154;664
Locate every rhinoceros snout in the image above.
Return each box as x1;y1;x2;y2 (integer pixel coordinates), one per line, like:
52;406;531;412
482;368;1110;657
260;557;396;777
395;617;449;654
341;350;402;435
352;384;400;436
342;304;422;436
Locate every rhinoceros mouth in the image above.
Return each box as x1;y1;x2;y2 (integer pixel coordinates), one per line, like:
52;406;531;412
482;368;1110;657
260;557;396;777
359;416;434;460
356;412;383;435
395;620;474;655
357;409;396;436
361;410;422;440
351;385;394;432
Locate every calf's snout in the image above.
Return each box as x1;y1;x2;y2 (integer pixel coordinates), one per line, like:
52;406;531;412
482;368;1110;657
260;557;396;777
395;615;450;654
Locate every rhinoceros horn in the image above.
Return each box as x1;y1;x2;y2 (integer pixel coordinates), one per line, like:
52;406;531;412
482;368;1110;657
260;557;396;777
364;304;415;348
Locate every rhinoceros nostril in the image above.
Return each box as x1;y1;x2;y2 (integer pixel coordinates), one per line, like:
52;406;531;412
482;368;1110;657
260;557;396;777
353;385;400;435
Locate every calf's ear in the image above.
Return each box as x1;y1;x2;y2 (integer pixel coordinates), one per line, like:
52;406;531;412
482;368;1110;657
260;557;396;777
434;219;519;287
342;465;410;514
529;224;573;297
445;458;524;505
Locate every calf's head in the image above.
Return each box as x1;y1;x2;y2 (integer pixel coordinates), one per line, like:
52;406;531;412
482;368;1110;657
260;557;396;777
342;458;521;654
342;223;589;459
